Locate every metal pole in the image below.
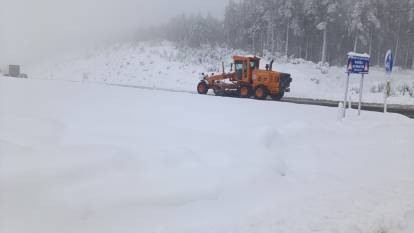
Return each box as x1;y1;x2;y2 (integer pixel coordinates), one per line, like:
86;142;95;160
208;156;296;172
384;75;391;113
384;87;388;113
358;74;364;116
343;72;350;118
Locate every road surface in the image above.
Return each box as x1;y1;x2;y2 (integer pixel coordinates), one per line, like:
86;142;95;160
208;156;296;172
107;83;414;119
282;97;414;119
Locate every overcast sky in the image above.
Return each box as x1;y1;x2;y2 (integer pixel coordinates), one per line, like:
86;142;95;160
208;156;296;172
0;0;228;67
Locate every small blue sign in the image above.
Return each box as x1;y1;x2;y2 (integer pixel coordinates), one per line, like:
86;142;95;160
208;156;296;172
385;50;393;73
347;53;370;74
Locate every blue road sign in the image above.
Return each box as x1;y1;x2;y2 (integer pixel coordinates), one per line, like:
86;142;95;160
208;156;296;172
347;53;370;74
385;50;393;73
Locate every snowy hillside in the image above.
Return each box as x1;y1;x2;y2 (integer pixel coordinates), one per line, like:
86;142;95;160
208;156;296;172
27;41;414;105
1;77;414;233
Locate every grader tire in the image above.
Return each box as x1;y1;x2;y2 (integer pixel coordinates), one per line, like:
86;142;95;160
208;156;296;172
238;84;252;98
271;91;285;101
197;82;208;95
254;86;268;100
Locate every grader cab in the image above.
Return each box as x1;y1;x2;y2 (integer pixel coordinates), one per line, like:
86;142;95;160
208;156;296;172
197;56;292;100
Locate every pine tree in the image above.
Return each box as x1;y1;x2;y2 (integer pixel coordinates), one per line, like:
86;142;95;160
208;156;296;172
145;0;414;67
304;0;340;63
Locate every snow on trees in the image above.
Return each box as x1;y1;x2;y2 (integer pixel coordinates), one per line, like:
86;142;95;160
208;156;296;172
141;0;414;69
304;0;340;64
347;0;380;53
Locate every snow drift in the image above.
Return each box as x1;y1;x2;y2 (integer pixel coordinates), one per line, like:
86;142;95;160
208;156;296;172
1;77;414;233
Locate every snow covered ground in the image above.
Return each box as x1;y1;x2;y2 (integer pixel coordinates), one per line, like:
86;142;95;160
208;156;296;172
26;41;414;105
1;77;414;233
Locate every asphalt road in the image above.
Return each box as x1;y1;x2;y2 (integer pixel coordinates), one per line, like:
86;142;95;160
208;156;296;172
10;77;414;119
282;97;414;119
107;83;414;119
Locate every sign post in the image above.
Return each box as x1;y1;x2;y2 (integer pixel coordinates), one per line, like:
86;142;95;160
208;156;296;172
343;72;350;118
358;74;365;115
343;52;370;119
384;50;393;113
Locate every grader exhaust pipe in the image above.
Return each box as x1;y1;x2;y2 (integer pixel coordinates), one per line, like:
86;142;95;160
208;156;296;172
265;60;274;71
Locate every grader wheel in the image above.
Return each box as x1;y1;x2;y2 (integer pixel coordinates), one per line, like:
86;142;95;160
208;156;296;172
238;84;252;98
271;91;285;101
254;86;268;100
197;82;208;95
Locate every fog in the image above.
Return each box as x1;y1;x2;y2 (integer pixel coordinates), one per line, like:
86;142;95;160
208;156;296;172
0;0;227;69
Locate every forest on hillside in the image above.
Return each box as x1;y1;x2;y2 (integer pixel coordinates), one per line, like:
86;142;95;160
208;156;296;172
138;0;414;69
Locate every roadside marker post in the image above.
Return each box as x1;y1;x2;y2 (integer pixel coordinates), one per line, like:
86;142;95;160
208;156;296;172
358;74;364;115
343;52;370;118
338;102;344;121
343;72;350;118
384;50;394;113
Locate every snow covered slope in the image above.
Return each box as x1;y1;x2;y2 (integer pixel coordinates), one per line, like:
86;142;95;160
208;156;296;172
27;41;414;105
1;77;414;233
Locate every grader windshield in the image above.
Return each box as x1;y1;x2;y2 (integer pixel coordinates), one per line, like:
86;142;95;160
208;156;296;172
235;61;244;80
234;57;260;81
250;60;259;70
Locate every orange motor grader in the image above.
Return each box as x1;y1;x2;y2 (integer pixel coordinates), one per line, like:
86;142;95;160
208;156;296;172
197;56;292;100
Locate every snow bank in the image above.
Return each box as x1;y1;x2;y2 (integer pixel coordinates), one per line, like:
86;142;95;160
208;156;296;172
347;52;371;58
26;41;414;105
1;77;414;233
